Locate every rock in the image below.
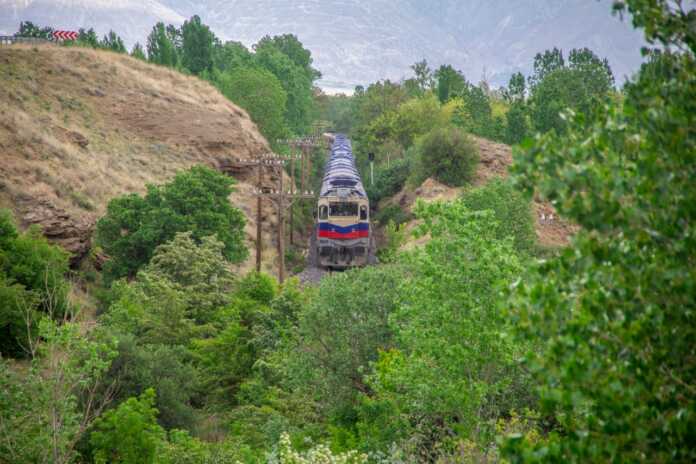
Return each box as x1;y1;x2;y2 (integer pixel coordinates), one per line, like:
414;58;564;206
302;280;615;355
87;88;105;97
20;199;94;266
67;130;89;148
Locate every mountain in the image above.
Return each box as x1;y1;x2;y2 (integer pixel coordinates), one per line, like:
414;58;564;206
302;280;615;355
0;0;647;92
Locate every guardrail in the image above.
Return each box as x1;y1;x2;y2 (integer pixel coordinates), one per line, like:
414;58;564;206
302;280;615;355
0;36;52;46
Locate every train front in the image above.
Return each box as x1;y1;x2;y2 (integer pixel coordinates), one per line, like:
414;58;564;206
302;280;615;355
316;135;370;268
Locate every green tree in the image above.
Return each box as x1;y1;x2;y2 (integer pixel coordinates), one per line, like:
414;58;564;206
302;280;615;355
435;64;467;103
502;6;696;460
215;67;289;144
504;71;526;102
90;388;165;464
77;28;99;48
255;34;321;81
359;201;529;455
460;178;536;254
147;22;178;67
529;47;614;134
105;338;199;431
288;266;403;420
103;232;236;343
505;101;529;144
412;126;479;187
529;47;565;88
181;15;216;75
213;40;253;72
0;210;70;356
410;59;434;93
131;42;146;60
0;319;116;463
254;40;314;134
100;30;126;53
95;166;247;282
462;84;493;136
16;21;53;39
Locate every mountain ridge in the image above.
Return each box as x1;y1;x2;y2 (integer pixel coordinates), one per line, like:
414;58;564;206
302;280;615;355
0;0;646;92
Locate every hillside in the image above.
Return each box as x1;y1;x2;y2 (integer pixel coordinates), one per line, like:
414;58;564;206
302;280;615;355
0;44;283;273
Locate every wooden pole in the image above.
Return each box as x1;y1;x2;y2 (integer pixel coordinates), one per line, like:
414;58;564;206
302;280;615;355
305;144;312;190
289;153;295;245
278;164;285;283
256;158;263;272
299;143;306;193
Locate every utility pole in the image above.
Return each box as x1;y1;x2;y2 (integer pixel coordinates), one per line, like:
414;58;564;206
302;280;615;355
220;153;279;273
277;135;323;245
251;153;314;283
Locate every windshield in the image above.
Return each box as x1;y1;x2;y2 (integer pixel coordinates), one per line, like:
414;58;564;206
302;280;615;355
329;202;358;217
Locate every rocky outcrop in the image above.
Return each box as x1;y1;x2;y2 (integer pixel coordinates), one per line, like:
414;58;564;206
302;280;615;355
18;198;94;265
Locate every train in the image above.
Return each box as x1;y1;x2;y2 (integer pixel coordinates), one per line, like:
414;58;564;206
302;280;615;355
315;134;371;268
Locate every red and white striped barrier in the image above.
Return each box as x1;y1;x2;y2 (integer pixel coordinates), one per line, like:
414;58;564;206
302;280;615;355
52;30;78;41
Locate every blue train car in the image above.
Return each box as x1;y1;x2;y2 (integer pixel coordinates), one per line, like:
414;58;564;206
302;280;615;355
315;135;370;268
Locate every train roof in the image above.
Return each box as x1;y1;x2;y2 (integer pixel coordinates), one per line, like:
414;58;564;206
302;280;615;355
319;134;366;198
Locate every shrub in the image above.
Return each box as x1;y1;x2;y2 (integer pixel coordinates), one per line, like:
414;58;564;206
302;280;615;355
412;126;479;187
104;338;200;432
95;166;247;283
460;178;536;255
277;432;367;464
90;388;165;464
376;221;406;263
0;210;70;356
287;265;403;419
374;204;410;228
366;158;411;205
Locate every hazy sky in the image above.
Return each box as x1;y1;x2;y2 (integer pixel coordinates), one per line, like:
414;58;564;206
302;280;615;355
1;0;650;92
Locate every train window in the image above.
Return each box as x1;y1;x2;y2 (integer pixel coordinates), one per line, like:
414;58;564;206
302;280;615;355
360;205;368;220
319;205;328;220
329;202;358;217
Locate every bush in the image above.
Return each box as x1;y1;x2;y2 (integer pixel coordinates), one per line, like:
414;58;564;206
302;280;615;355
95;166;247;283
287;265;404;420
412;126;479;187
105;337;200;432
0;210;70;357
103;233;236;344
460;178;536;255
90;388;165;464
374;204;410;228
366;158;411;205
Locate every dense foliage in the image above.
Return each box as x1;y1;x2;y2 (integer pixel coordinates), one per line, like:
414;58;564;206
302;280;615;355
5;2;694;463
214;67;289;143
0;210;70;357
460;179;536;255
95;166;247;282
504;50;696;464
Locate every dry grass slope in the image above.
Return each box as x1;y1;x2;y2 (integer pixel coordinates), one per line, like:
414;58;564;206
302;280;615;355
0;44;283;273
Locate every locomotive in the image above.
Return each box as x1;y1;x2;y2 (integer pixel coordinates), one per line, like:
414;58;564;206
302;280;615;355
315;134;371;268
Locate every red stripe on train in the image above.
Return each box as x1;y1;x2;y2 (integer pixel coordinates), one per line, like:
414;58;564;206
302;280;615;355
318;230;369;239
